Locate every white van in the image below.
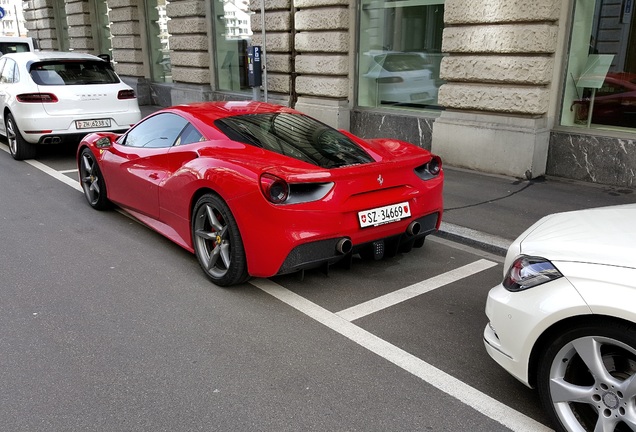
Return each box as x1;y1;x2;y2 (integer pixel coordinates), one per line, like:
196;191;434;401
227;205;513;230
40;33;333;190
0;37;36;55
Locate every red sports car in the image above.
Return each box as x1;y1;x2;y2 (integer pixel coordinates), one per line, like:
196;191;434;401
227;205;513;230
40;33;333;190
77;102;443;286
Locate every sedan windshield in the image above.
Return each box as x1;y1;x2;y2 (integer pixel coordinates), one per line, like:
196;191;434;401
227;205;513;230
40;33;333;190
215;113;374;168
29;60;120;86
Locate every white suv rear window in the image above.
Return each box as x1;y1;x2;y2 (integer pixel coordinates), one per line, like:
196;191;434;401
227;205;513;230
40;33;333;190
30;61;120;86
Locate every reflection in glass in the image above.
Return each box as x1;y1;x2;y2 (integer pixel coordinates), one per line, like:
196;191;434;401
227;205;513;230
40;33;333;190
562;0;636;130
358;0;445;109
213;0;252;92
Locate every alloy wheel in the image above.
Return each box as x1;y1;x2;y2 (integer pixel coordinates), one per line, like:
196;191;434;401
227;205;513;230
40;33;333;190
548;335;636;431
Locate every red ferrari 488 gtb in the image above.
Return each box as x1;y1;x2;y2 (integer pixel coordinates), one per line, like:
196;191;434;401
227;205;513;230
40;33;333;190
77;102;443;286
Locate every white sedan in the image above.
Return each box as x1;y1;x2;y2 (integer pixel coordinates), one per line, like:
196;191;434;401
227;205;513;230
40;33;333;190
484;204;636;432
0;51;141;160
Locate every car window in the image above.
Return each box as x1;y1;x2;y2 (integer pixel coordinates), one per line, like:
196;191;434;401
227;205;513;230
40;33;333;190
215;113;374;168
374;54;430;72
121;113;189;148
0;58;16;83
0;58;7;78
597;81;628;97
0;42;30;54
174;123;205;146
29;60;120;86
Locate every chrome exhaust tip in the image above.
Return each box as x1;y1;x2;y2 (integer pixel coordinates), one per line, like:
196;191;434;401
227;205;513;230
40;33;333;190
336;238;352;255
407;221;421;236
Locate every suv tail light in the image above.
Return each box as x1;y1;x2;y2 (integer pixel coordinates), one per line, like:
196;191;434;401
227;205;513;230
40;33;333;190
17;93;58;103
260;173;289;204
117;89;136;100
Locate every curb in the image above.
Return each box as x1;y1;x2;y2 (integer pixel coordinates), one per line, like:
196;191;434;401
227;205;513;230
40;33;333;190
434;222;510;257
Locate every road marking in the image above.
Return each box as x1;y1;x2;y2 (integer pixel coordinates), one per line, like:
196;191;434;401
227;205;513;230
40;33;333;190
59;168;78;174
250;278;552;432
337;259;497;321
25;159;83;192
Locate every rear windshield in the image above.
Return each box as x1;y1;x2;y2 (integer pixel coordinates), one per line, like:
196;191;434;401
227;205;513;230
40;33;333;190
29;60;120;86
215;113;373;169
0;42;30;55
374;54;430;72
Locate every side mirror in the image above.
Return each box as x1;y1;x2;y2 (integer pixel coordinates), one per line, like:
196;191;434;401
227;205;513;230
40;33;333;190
95;136;113;148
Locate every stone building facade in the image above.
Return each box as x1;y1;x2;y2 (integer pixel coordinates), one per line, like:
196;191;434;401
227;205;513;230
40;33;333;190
21;0;636;187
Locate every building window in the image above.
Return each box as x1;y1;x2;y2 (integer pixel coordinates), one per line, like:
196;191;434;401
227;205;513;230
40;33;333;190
561;0;636;131
357;0;445;110
213;0;252;92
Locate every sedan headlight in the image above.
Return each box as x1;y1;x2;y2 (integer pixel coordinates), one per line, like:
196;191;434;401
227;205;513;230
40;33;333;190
503;255;563;292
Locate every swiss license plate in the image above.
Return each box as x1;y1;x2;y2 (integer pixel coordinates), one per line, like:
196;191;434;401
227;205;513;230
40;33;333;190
358;202;411;228
76;119;111;129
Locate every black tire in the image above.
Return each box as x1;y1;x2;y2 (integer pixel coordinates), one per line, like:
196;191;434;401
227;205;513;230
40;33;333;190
78;148;111;210
6;113;36;160
537;319;636;432
192;194;249;287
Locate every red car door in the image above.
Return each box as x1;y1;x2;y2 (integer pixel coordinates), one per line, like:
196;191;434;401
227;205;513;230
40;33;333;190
99;112;190;219
100;144;170;219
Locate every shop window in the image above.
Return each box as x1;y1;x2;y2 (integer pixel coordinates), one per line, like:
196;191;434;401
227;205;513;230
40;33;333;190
357;0;445;110
562;0;636;130
144;0;172;83
213;0;252;92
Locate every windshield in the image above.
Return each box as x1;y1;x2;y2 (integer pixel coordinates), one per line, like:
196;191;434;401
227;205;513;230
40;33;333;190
29;60;120;85
215;113;374;168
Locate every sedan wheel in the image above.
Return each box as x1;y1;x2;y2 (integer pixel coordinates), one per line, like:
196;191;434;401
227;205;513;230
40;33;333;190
79;148;110;210
192;194;248;287
538;321;636;432
6;113;36;160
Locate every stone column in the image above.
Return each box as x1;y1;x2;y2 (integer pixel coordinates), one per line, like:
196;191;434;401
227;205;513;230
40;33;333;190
250;0;352;129
108;0;147;103
293;0;350;129
432;0;561;178
66;0;93;52
166;0;213;104
23;0;59;50
250;0;293;106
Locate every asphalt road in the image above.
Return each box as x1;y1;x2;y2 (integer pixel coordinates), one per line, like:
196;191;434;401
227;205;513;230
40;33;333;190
0;141;554;431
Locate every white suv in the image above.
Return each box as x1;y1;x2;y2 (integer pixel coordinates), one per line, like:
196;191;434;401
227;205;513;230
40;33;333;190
0;51;141;160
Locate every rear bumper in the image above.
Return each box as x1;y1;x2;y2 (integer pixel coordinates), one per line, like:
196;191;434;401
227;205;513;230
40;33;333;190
35;130;129;145
12;108;140;144
277;213;438;275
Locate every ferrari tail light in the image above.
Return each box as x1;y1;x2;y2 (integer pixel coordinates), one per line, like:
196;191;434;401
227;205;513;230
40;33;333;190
17;93;58;103
414;155;442;180
118;89;136;99
260;173;289;204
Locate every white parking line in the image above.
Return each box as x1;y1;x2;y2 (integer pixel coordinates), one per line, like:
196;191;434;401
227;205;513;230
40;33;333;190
250;278;552;432
59;168;79;174
25;159;83;192
337;259;497;321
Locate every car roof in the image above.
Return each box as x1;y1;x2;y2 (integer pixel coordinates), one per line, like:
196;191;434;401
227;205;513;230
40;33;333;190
2;51;105;63
162;101;299;123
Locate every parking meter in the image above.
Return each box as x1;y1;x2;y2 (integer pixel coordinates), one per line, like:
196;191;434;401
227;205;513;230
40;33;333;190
247;45;262;88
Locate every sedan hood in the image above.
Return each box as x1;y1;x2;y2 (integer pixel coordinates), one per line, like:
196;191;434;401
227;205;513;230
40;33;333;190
518;204;636;269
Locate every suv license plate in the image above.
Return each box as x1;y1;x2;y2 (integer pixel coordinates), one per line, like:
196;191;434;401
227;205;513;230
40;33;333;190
358;202;411;228
76;119;111;129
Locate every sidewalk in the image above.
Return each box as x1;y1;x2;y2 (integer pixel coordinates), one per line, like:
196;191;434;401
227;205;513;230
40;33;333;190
440;167;636;254
139;105;636;255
